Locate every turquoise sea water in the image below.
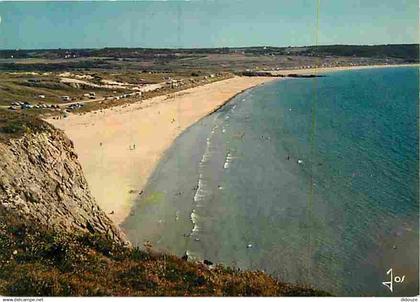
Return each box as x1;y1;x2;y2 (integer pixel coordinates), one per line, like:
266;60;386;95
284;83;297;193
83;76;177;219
123;67;419;296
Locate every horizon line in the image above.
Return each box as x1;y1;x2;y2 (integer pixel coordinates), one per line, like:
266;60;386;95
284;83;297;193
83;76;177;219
0;43;418;52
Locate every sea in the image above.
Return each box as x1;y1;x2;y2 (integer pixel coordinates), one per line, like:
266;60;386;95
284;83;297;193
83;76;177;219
122;66;419;296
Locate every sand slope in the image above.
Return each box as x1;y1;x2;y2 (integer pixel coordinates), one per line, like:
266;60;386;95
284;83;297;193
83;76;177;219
47;76;276;225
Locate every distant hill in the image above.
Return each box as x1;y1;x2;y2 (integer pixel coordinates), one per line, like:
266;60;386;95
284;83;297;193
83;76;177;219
300;44;419;62
0;44;418;62
0;44;417;73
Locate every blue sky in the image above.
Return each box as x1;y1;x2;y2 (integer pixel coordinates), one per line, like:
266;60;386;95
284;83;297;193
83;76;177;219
0;0;418;49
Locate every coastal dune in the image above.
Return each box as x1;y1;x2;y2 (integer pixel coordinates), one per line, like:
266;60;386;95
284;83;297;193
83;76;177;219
48;76;276;225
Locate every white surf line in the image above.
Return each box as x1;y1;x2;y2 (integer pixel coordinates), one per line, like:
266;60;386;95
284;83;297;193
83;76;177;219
190;121;220;238
188;96;240;242
223;152;235;169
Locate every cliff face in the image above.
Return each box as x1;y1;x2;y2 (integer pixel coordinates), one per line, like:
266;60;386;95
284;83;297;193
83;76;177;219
0;127;128;245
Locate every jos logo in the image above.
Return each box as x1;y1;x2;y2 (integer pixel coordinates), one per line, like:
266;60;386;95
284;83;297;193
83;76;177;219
382;268;405;292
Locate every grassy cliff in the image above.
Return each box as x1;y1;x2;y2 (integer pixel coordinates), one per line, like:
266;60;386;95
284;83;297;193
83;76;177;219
0;209;329;297
0;110;51;142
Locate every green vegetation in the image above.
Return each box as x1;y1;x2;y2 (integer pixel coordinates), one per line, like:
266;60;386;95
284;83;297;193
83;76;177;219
0;72;130;106
45;73;231;115
1;44;418;61
302;44;419;61
1;45;417;76
0;59;112;72
0;68;229;107
1;44;418;62
0;208;330;296
0;109;52;142
0;45;416;108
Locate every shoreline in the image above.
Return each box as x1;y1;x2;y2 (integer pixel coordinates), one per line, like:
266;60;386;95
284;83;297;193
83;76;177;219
46;76;278;225
268;63;419;76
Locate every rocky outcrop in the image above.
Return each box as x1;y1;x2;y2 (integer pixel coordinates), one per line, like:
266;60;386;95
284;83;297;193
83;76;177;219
0;127;129;245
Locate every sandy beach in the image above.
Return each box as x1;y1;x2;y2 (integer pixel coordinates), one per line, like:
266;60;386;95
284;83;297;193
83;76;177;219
269;63;419;76
47;76;276;225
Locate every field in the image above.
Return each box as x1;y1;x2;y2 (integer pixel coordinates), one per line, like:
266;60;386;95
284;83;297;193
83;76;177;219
0;45;418;113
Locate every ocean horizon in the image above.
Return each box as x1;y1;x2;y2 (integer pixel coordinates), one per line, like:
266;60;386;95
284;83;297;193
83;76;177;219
122;66;419;296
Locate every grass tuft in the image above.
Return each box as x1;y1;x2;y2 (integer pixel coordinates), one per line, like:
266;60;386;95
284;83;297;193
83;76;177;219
0;175;330;297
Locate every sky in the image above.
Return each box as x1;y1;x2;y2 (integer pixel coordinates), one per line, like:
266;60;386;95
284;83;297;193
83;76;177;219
0;0;418;49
